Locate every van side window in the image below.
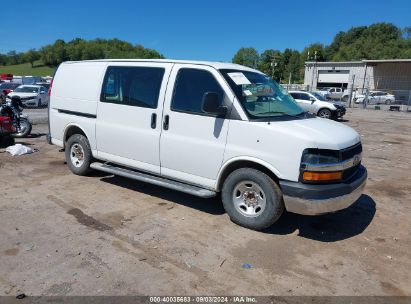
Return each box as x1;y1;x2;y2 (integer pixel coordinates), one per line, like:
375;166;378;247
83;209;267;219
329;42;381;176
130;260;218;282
171;68;224;114
101;66;165;109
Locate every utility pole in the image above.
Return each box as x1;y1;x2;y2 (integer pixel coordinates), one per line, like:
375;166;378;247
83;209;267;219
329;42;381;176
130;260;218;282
288;71;292;91
270;60;277;80
309;51;318;91
348;74;356;108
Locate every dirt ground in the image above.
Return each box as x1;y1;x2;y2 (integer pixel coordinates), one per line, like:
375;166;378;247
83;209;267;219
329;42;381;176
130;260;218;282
0;108;410;296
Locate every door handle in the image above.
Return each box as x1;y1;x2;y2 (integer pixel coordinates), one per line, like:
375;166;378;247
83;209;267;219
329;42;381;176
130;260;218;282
151;113;157;129
163;115;169;130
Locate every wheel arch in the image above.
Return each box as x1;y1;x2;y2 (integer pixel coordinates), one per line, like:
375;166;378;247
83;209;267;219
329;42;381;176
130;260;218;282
63;123;89;148
216;157;281;191
317;107;333;116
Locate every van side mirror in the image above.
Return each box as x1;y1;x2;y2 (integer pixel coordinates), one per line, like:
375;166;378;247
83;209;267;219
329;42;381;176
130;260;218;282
202;92;227;116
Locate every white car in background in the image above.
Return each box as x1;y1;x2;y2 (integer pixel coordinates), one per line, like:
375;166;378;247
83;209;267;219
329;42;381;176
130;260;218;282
6;85;48;107
354;91;395;104
315;88;330;100
289;91;346;119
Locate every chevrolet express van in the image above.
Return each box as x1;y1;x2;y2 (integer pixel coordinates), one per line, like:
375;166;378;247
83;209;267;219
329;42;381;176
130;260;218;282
48;60;367;230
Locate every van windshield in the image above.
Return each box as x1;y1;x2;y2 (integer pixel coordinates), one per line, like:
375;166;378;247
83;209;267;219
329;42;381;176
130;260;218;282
220;69;304;119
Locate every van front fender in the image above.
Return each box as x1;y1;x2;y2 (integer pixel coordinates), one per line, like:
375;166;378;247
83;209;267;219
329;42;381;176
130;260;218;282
216;156;283;191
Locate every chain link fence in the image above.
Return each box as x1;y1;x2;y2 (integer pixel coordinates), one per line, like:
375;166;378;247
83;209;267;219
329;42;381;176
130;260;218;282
287;75;411;112
345;75;411;111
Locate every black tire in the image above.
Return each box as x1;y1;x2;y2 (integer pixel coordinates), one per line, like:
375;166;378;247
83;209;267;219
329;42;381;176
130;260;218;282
318;108;332;119
13;118;32;138
65;134;93;175
221;168;284;230
342;96;348;102
38;99;42;108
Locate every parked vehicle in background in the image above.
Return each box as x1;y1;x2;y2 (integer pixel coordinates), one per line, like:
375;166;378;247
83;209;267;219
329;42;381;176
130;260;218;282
354;91;395;104
289;91;346;119
0;74;13;81
0;82;20;103
326;87;343;100
35;83;51;104
315;88;331;100
317;87;352;101
35;82;50;91
12;76;23;84
22;76;44;85
6;85;48;107
48;59;366;231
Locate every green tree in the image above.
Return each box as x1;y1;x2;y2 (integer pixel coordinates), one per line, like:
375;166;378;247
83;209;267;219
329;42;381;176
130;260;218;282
232;47;259;68
325;23;406;60
301;43;325;62
259;49;282;80
283;50;302;83
24;49;40;68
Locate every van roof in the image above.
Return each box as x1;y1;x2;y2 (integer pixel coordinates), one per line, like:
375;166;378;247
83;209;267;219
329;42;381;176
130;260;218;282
62;59;261;73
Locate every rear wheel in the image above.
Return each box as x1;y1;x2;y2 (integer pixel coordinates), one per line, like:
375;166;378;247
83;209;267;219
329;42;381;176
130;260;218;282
221;168;284;230
37;99;42;108
318;108;332;119
65;134;93;175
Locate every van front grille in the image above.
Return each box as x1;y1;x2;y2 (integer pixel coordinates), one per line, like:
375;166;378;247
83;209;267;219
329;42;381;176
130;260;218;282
340;142;362;161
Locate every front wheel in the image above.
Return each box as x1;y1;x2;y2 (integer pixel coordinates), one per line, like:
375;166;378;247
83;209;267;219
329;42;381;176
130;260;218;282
65;134;93;175
318;108;332;119
221;168;284;230
13;118;32;138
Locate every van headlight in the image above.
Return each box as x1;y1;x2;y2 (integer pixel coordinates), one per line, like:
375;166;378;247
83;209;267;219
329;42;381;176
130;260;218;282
301;149;340;164
300;149;342;183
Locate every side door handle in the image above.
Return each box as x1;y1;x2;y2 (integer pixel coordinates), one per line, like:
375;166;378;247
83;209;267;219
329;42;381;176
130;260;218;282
163;115;169;130
151;113;157;129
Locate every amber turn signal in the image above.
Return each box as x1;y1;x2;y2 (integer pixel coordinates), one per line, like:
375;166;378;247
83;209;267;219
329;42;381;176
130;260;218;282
303;171;342;182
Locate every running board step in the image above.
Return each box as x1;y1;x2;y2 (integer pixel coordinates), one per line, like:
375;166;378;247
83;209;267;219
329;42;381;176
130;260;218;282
90;162;216;198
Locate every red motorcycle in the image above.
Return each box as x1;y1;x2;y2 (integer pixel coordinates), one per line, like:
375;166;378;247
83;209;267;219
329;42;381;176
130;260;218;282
0;115;16;147
0;96;32;139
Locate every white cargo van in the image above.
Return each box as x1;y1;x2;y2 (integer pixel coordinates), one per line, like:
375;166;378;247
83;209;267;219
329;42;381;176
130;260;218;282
48;59;367;230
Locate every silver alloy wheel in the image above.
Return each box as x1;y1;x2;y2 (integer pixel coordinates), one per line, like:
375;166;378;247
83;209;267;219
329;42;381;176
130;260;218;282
15;119;30;137
70;143;85;168
319;109;331;118
232;181;267;217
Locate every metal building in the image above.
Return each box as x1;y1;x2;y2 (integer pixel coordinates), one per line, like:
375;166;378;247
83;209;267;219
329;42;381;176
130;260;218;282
304;59;411;102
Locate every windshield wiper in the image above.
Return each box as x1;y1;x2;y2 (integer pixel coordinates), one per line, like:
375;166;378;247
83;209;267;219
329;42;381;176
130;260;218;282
257;111;306;118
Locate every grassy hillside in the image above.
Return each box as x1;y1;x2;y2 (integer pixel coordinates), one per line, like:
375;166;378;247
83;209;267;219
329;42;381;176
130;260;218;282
0;61;55;77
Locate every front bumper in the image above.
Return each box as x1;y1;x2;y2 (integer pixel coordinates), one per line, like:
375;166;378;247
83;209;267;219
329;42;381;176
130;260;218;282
279;165;367;215
22;99;38;107
334;108;346;117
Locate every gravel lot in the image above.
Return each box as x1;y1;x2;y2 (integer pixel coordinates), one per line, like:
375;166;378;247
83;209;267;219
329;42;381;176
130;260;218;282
0;108;410;296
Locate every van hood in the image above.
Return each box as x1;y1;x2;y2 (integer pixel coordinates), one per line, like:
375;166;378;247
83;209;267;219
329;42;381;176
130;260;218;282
262;117;360;150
